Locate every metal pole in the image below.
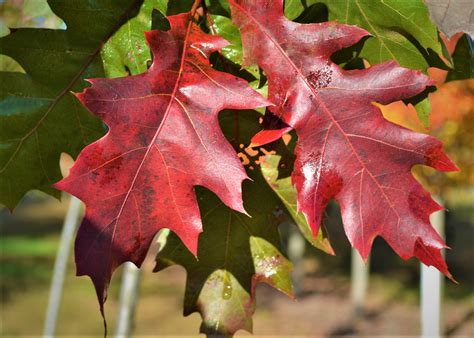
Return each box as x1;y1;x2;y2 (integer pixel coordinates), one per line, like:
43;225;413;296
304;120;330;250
43;196;82;338
421;198;445;338
351;248;369;315
114;262;142;338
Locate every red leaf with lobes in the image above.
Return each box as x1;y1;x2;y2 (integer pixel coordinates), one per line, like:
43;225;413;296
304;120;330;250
230;0;459;277
54;12;270;312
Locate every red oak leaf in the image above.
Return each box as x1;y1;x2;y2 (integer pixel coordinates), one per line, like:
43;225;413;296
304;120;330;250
230;0;458;277
55;12;269;311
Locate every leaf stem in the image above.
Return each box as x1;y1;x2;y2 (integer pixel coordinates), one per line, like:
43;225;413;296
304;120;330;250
201;0;217;34
190;0;203;19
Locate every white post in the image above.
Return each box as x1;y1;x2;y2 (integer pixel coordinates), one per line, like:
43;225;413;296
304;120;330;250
421;198;445;338
114;262;142;338
114;229;169;338
43;196;82;338
351;248;369;315
286;224;305;296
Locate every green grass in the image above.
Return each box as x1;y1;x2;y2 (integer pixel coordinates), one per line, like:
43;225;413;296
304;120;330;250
0;236;58;258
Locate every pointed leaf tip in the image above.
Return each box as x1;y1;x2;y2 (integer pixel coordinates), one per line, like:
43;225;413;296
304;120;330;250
56;11;268;314
232;0;457;274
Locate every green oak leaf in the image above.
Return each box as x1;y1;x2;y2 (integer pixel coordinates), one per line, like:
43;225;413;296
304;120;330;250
210;15;242;66
101;0;168;78
446;34;473;82
206;0;231;17
260;154;334;254
167;0;194;15
151;8;171;31
154;111;296;337
0;0;143;209
155;171;293;337
414;97;431;128
284;0;320;20
292;0;444;72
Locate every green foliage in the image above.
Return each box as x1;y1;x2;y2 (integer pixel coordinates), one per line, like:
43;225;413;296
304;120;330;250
155;172;293;336
101;0;168;78
206;0;231;16
210;15;242;64
154;111;293;336
209;14;259;77
447;34;474;82
0;0;143;209
261;155;333;254
414;98;432;128
311;0;453;122
316;0;444;71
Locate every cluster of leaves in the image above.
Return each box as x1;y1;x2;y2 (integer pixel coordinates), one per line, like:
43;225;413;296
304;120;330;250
0;0;471;336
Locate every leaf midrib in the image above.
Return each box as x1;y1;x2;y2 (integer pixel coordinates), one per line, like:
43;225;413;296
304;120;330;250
233;2;403;228
108;15;199;248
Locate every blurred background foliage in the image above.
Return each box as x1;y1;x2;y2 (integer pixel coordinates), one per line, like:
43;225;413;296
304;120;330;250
0;0;472;336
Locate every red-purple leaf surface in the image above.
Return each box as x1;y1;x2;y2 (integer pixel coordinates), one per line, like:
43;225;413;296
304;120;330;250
55;12;269;310
230;0;458;277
